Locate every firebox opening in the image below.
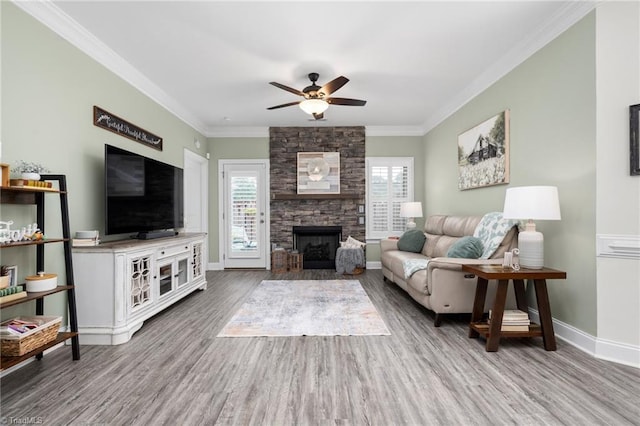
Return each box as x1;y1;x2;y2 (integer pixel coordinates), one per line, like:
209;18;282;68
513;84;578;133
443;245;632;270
293;226;342;269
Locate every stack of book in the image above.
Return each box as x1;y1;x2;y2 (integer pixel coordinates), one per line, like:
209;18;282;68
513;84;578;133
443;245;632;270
9;179;53;189
489;309;530;331
0;285;27;304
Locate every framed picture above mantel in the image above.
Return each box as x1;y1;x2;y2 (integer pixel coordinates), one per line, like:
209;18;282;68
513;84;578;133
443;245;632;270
297;152;340;194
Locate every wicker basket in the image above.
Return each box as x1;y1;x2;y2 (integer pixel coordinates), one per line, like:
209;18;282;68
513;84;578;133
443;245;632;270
1;316;61;356
271;249;288;273
288;252;303;272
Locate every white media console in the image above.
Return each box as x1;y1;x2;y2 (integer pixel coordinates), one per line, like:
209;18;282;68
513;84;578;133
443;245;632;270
72;233;207;345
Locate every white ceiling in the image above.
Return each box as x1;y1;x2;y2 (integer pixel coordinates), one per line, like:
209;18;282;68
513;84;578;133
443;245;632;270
19;1;595;137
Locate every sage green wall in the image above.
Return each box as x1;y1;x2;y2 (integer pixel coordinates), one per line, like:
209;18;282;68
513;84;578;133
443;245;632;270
1;3;207;321
423;13;597;334
365;136;425;262
207;135;424;264
207;137;270;262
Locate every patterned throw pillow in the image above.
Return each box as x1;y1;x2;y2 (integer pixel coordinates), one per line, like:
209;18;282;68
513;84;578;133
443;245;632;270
397;229;426;253
447;236;484;259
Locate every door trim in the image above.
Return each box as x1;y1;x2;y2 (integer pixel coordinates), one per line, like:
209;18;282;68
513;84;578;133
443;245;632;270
184;149;209;233
183;148;209;270
218;159;270;269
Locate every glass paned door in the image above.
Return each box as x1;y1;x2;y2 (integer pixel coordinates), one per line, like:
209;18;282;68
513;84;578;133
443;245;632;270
223;162;267;268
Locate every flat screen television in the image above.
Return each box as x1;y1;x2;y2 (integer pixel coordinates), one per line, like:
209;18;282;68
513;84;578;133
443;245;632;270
105;144;184;239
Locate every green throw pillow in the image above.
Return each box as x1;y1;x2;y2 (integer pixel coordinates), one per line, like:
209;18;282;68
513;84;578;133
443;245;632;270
447;236;484;259
397;229;426;253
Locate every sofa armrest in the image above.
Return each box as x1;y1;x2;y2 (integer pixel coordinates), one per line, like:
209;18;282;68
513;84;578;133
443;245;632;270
427;257;502;273
380;238;399;253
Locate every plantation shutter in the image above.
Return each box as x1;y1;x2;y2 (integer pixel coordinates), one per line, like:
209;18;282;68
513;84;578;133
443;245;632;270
366;158;414;239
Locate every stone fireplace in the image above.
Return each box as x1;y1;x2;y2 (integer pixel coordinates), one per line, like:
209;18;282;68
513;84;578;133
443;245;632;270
269;127;366;262
293;226;342;269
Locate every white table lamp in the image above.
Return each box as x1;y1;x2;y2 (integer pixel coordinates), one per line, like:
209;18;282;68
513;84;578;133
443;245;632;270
502;186;561;269
400;202;423;230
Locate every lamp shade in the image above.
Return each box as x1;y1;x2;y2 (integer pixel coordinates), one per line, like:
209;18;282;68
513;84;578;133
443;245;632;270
400;202;423;218
503;186;560;269
299;99;329;115
503;186;561;220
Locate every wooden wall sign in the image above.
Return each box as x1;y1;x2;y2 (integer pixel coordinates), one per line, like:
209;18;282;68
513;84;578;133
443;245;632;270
93;106;163;151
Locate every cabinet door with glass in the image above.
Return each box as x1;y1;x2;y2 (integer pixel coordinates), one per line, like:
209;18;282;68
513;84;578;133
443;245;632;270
157;253;189;299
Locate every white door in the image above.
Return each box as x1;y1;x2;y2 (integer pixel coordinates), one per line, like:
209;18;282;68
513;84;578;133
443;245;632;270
184;149;208;264
220;160;269;268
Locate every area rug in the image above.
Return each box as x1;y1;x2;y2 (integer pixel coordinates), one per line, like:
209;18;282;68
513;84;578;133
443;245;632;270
217;280;390;337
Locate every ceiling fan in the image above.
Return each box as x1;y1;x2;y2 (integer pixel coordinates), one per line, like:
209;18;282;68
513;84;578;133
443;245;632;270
267;73;367;120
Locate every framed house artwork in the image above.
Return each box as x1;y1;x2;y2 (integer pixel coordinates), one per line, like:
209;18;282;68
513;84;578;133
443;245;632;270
297;152;340;194
457;110;510;190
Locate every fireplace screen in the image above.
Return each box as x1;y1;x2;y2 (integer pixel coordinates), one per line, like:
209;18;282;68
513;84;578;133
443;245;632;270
293;226;342;269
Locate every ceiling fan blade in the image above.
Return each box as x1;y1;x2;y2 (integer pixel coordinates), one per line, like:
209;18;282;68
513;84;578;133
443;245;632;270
319;76;349;96
269;81;305;96
312;112;324;120
267;101;301;110
326;97;367;106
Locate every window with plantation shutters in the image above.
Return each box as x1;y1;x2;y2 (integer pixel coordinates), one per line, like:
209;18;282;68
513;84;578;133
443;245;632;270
366;157;414;239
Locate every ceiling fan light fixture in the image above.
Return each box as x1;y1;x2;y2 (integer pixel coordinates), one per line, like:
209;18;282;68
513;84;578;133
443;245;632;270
299;99;329;115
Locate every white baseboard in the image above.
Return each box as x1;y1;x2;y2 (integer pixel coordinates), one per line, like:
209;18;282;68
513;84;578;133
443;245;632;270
208;262;223;271
595;338;640;368
367;261;381;269
529;308;639;368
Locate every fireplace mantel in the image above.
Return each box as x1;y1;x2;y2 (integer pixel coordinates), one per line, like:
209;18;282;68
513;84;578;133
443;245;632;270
271;193;361;200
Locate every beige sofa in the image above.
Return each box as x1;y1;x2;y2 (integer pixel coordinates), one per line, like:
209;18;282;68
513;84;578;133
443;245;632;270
381;214;519;326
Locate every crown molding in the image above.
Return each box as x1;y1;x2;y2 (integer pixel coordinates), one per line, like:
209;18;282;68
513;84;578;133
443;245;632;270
207;127;270;139
13;0;209;135
365;126;425;137
206;125;425;138
421;1;598;134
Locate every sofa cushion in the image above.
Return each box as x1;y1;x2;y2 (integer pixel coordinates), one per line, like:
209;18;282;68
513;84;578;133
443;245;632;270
423;215;482;258
397;229;426;253
381;249;427;282
447;236;484;258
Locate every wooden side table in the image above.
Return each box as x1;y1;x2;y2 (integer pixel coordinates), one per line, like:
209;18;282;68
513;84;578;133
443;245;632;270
461;264;566;352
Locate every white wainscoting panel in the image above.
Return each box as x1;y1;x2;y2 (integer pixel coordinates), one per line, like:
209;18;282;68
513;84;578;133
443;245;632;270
596;234;640;259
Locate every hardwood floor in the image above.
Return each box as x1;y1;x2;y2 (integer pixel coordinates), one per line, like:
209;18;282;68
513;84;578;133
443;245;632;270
1;269;638;425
